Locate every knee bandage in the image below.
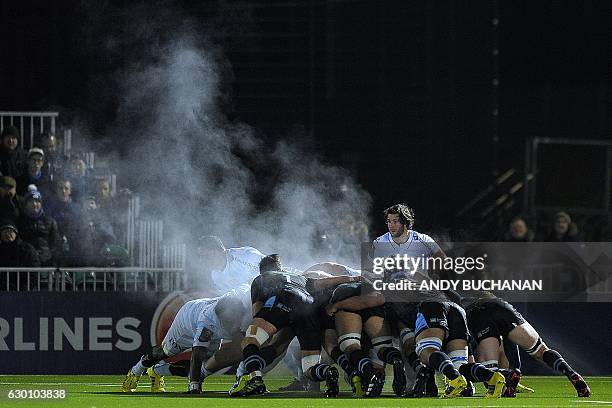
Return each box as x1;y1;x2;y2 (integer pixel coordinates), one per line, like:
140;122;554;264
245;325;270;346
301;354;321;373
338;333;361;352
415;337;443;356
448;349;468;369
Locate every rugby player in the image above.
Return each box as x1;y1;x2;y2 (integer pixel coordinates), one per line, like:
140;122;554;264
461;292;591;397
372;204;446;277
375;270;506;399
196;235;265;295
325;281;407;397
121;284;251;393
229;254;359;397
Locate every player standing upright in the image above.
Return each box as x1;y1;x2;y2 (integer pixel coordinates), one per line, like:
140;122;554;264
372;204;446;277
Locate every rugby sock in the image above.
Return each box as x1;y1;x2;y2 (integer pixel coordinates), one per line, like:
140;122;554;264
348;349;376;379
543;350;576;378
243;344;266;374
131;358;147;376
200;366;213;379
459;362;494;383
378;347;403;365
151;363;172;377
309;363;331;381
331;347;354;375
503;338;522;370
236;361;247;377
428;351;460;380
260;345;278;365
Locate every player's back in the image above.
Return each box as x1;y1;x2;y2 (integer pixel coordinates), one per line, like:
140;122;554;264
175;297;216;333
212;246;264;293
251;270;313;305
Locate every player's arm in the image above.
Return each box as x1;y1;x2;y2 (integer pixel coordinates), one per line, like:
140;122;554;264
252;301;264;316
188;326;214;393
325;292;385;316
312;275;362;290
188;346;208;393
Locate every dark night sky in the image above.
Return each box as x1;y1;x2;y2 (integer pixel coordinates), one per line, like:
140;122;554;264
1;0;611;236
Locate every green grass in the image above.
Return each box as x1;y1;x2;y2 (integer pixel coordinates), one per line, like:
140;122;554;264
0;375;610;407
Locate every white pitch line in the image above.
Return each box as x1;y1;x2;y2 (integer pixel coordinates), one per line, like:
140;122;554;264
574;401;612;405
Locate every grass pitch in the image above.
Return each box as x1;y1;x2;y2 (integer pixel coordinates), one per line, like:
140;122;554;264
0;375;610;407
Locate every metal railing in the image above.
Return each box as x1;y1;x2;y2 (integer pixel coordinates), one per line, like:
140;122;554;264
1;267;185;292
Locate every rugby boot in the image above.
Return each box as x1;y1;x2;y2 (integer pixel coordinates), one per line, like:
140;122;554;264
570;373;591;398
147;367;165;393
485;371;506;398
442;374;468;398
121;370;141;392
324;366;340;397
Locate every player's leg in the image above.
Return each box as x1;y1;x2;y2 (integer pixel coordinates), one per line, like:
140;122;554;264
229;316;280;397
335;309;384;397
508;321;590;397
414;302;468;398
122;344;169;392
300;349;339;398
364;313;405;396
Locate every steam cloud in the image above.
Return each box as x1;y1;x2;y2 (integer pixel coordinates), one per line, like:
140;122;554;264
79;1;371;270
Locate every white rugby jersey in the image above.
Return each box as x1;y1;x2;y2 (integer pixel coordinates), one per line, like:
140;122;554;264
176;284;252;346
372;230;442;276
211;246;265;294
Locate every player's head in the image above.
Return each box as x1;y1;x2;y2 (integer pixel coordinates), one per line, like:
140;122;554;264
215;295;244;334
384;203;414;237
259;254;282;274
197;235;226;270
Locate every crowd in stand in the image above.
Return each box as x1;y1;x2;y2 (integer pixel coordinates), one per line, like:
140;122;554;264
501;212;582;243
0;125;126;269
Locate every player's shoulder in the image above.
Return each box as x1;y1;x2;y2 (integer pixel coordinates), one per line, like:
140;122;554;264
373;232;392;243
229;246;265;259
410;230;436;243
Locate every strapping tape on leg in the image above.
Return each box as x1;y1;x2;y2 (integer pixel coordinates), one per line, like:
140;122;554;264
245;325;270;346
415;337;442;356
371;336;393;353
338;333;361;352
448;349;468;369
301;354;321;373
399;328;415;345
524;337;544;356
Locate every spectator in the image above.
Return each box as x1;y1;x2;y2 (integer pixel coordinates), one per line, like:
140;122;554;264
45;179;81;255
68;157;94;203
544;211;581;242
503;216;534;242
0;126;27;178
17;189;61;266
95;178;125;243
39;131;68;182
0;220;40;267
0;176;20;222
70;195;116;266
16;148;52;198
0;220;41;290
